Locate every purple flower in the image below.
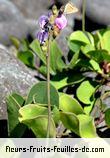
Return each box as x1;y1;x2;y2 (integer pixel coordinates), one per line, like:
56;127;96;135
38;15;49;29
37;30;48;44
55;15;67;30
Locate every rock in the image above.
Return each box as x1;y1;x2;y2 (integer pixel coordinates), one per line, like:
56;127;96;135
0;21;29;45
86;0;110;25
0;0;29;45
11;0;50;19
0;0;23;22
56;27;71;59
0;45;36;120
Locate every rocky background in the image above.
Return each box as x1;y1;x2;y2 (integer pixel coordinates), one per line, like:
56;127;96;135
0;0;110;136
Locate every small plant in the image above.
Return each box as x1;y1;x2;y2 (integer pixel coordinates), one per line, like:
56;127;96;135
7;1;110;138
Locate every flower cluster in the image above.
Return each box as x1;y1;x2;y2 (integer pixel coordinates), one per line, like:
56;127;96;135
37;5;67;45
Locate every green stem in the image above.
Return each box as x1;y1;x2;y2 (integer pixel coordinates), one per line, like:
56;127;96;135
46;35;51;138
82;0;86;32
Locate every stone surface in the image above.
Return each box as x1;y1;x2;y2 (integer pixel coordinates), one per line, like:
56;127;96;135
11;0;49;19
11;0;81;22
0;45;36;120
86;0;110;25
0;0;29;45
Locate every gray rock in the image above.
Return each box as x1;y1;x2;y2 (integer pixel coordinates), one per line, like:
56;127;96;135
86;0;110;25
11;0;49;19
56;27;71;59
0;0;29;45
0;21;29;45
11;0;81;21
0;0;24;22
0;46;36;120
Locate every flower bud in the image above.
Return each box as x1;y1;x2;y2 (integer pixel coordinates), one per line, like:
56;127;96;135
55;14;67;30
53;25;60;38
52;5;58;16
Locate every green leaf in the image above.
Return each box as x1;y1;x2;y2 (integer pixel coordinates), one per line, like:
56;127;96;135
69;31;94;45
52;106;60;124
51;71;85;90
17;50;35;68
19;104;56;137
60;112;79;135
50;40;66;73
30;39;46;64
10;36;20;49
20;115;56;138
87;50;110;63
30;40;66;74
84;102;94;115
105;108;110;127
68;51;80;69
81;44;95;54
89;59;102;73
101;30;110;52
60;112;97;137
20;39;29;52
68;40;85;53
26;81;59;107
77;81;96;104
60;94;84;114
68;31;94;53
19;104;48;122
77;114;97;138
10;123;27;138
39;65;55;76
6;93;25;136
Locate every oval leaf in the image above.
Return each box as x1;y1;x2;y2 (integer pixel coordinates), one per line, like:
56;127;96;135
60;94;84;115
77;114;97;138
60;112;79;135
69;31;94;45
19;104;48;122
20;115;56;138
26;81;59;107
51;72;85;90
60;112;97;138
77;81;95;104
6;93;25;136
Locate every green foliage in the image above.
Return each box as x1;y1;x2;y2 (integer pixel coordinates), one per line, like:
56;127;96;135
51;71;85;90
59;94;84;114
7;28;110;138
30;39;46;65
19;104;56;137
77;80;96;104
17;50;35;68
30;40;66;75
19;104;48;122
77;114;97;137
60;112;79;135
60;112;97;137
6;93;26;137
26;81;59;107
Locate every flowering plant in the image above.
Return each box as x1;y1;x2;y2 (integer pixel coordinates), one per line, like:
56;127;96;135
36;4;69;137
7;1;110;138
37;5;67;45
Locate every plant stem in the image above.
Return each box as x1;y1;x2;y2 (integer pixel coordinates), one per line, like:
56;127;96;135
82;0;86;32
46;34;51;138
